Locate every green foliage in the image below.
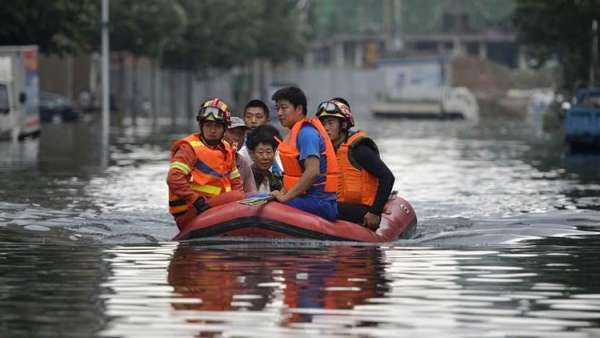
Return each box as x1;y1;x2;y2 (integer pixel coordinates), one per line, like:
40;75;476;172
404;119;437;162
513;0;600;89
253;0;307;63
162;0;260;71
0;0;307;70
0;0;97;54
309;0;384;37
110;0;187;57
162;0;306;71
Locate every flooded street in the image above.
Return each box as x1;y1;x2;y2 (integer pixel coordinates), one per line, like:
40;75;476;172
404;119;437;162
2;116;600;337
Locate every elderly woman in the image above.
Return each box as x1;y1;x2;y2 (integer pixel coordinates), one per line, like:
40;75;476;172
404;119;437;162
246;125;282;193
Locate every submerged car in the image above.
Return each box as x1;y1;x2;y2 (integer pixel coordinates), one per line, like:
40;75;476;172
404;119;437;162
39;91;79;123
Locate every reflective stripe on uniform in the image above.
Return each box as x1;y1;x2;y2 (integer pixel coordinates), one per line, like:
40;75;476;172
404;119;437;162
169;204;188;214
189;140;202;148
195;158;224;178
191;183;222;195
170;161;191;175
230;168;240;179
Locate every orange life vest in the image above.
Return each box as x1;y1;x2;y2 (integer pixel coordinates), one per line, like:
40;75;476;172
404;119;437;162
168;134;238;216
278;117;339;193
336;130;379;206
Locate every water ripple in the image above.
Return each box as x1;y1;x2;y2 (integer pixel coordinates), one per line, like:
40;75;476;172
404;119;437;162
84;243;600;337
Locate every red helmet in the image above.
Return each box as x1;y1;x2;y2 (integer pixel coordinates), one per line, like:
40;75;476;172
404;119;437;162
197;98;232;127
315;99;354;128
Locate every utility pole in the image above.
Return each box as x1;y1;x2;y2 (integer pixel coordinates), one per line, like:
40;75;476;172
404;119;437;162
591;19;598;88
101;0;110;157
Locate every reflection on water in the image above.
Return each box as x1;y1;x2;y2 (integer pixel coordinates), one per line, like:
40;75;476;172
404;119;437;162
0;138;39;171
168;244;386;316
37;123;107;174
0;230;107;338
94;241;600;338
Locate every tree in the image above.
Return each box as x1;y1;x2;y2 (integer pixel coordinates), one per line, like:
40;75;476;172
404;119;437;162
253;0;307;64
110;0;187;58
161;0;308;71
161;0;260;72
513;0;600;90
107;0;188;121
100;0;307;126
0;0;97;54
250;0;308;101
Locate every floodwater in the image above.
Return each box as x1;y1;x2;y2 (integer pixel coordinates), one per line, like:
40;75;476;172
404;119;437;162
1;116;600;338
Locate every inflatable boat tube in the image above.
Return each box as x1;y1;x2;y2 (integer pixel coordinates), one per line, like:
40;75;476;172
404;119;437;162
173;196;417;242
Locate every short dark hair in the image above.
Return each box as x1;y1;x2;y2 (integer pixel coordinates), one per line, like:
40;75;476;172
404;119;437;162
332;97;351;108
271;86;307;115
246;125;281;151
244;99;270;118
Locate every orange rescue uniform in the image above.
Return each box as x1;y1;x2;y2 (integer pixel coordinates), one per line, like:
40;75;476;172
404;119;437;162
167;133;244;228
335;131;379;206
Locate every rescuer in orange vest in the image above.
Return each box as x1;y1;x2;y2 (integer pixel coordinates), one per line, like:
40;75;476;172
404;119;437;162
167;98;245;229
316;98;395;229
270;87;340;221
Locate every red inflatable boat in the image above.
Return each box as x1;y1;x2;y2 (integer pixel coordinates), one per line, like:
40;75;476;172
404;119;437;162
173;196;417;242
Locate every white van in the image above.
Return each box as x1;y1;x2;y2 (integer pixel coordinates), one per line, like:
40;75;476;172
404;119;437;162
0;46;41;141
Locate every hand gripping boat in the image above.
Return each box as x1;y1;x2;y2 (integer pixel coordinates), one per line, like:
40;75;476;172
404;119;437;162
173;196;417;242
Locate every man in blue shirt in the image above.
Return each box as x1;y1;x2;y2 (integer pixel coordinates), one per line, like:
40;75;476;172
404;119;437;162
270;87;339;221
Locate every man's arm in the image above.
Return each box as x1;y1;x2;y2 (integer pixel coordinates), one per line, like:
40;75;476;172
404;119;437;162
271;125;321;202
229;162;244;192
167;143;199;204
352;143;395;215
237;155;257;193
272;156;319;202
